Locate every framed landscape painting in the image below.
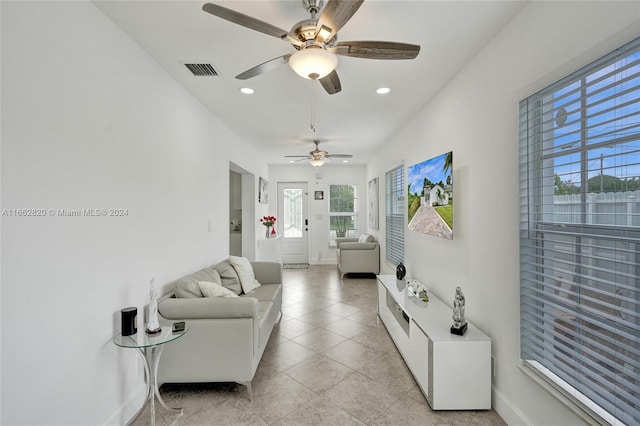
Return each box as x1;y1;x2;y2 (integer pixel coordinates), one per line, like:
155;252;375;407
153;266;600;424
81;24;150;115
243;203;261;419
407;151;453;239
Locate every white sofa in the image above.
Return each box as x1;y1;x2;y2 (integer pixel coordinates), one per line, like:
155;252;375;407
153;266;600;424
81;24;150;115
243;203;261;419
336;234;380;277
156;260;282;399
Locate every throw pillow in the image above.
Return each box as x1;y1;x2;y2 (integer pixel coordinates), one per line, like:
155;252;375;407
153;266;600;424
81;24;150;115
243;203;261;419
198;280;239;298
175;268;224;298
229;255;261;294
174;277;203;298
358;233;374;243
214;260;242;295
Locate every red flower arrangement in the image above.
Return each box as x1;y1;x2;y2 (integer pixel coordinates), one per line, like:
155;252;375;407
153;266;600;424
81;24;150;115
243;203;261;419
260;216;276;227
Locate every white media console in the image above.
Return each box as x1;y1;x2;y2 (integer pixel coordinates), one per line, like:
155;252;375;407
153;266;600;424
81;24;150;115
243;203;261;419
376;275;491;410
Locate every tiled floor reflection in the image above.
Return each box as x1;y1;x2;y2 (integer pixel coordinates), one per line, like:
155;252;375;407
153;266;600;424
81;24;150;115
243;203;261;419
135;266;506;426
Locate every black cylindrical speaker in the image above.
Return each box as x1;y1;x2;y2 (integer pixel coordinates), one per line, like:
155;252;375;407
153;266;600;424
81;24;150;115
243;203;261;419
121;307;137;336
396;262;406;280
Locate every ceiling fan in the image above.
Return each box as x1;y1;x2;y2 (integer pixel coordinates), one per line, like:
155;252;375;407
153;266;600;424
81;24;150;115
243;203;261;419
285;140;353;167
202;0;420;95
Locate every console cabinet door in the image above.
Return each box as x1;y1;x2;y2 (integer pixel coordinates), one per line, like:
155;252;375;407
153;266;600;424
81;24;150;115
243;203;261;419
377;282;410;354
408;319;430;399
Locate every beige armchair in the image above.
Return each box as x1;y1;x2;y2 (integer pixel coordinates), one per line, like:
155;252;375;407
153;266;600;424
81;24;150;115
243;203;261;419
336;234;380;277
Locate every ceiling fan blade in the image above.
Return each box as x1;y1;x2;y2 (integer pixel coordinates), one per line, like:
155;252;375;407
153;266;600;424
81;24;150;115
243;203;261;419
335;41;420;60
236;53;292;80
284;155;311;158
326;154;353;158
202;3;289;40
315;0;364;42
319;70;342;95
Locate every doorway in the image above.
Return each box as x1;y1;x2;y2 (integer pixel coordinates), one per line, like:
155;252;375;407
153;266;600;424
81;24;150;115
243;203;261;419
229;162;255;260
229;170;242;256
277;182;309;264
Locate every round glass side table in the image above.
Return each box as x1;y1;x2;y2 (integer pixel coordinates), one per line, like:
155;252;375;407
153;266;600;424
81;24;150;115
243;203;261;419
114;325;188;426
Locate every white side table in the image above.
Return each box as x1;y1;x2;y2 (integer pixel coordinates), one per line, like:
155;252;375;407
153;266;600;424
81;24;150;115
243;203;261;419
114;325;188;425
257;235;283;263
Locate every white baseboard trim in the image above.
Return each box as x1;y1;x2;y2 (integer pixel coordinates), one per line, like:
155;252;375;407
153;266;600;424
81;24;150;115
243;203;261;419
103;383;146;426
309;259;338;265
492;385;532;426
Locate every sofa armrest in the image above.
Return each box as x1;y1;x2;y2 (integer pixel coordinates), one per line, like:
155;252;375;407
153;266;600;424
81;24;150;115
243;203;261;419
159;296;258;320
251;261;282;284
336;237;358;248
338;242;379;250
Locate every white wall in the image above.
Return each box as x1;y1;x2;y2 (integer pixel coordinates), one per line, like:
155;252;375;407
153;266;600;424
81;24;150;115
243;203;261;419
0;2;267;424
367;2;640;425
269;164;367;264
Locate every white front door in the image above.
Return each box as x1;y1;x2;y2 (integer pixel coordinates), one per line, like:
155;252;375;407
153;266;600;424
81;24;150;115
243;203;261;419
277;182;309;264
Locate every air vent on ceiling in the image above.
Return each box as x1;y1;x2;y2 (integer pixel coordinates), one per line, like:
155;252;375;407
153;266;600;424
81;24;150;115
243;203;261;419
184;63;219;77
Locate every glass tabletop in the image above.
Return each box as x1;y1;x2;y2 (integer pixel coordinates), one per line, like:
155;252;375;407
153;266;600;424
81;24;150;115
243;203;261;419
113;325;188;349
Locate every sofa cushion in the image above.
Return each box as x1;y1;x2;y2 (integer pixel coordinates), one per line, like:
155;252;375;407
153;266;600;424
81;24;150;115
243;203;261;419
174;268;223;298
358;233;374;243
244;283;282;302
214;260;242;295
198;280;239;298
229;255;261;294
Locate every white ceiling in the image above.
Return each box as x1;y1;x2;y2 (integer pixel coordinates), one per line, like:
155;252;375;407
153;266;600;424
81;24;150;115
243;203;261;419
95;0;526;165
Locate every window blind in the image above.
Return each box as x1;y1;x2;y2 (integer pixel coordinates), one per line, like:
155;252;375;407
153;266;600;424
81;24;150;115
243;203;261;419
519;37;640;425
385;165;405;266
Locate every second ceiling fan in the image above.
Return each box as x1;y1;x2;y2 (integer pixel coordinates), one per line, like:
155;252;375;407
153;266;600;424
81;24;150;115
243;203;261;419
202;0;420;94
285;140;353;167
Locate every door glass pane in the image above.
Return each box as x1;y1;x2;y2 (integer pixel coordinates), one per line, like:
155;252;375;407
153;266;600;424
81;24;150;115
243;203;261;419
283;189;303;238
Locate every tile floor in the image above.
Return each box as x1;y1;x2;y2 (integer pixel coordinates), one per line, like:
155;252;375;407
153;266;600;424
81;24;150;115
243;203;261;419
137;265;506;426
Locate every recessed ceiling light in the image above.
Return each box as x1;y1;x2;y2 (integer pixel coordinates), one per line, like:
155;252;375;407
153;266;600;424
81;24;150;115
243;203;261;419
289;160;295;163
376;87;391;95
240;87;255;95
342;160;349;163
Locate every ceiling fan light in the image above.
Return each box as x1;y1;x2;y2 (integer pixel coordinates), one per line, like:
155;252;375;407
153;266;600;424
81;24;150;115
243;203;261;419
310;158;326;167
289;48;338;80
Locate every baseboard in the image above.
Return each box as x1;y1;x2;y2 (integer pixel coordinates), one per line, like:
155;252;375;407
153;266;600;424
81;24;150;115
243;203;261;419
103;383;146;426
309;259;338;266
492;385;532;426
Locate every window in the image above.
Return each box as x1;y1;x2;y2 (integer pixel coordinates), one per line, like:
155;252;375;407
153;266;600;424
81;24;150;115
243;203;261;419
329;184;358;246
385;165;405;266
519;37;640;425
283;188;303;238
